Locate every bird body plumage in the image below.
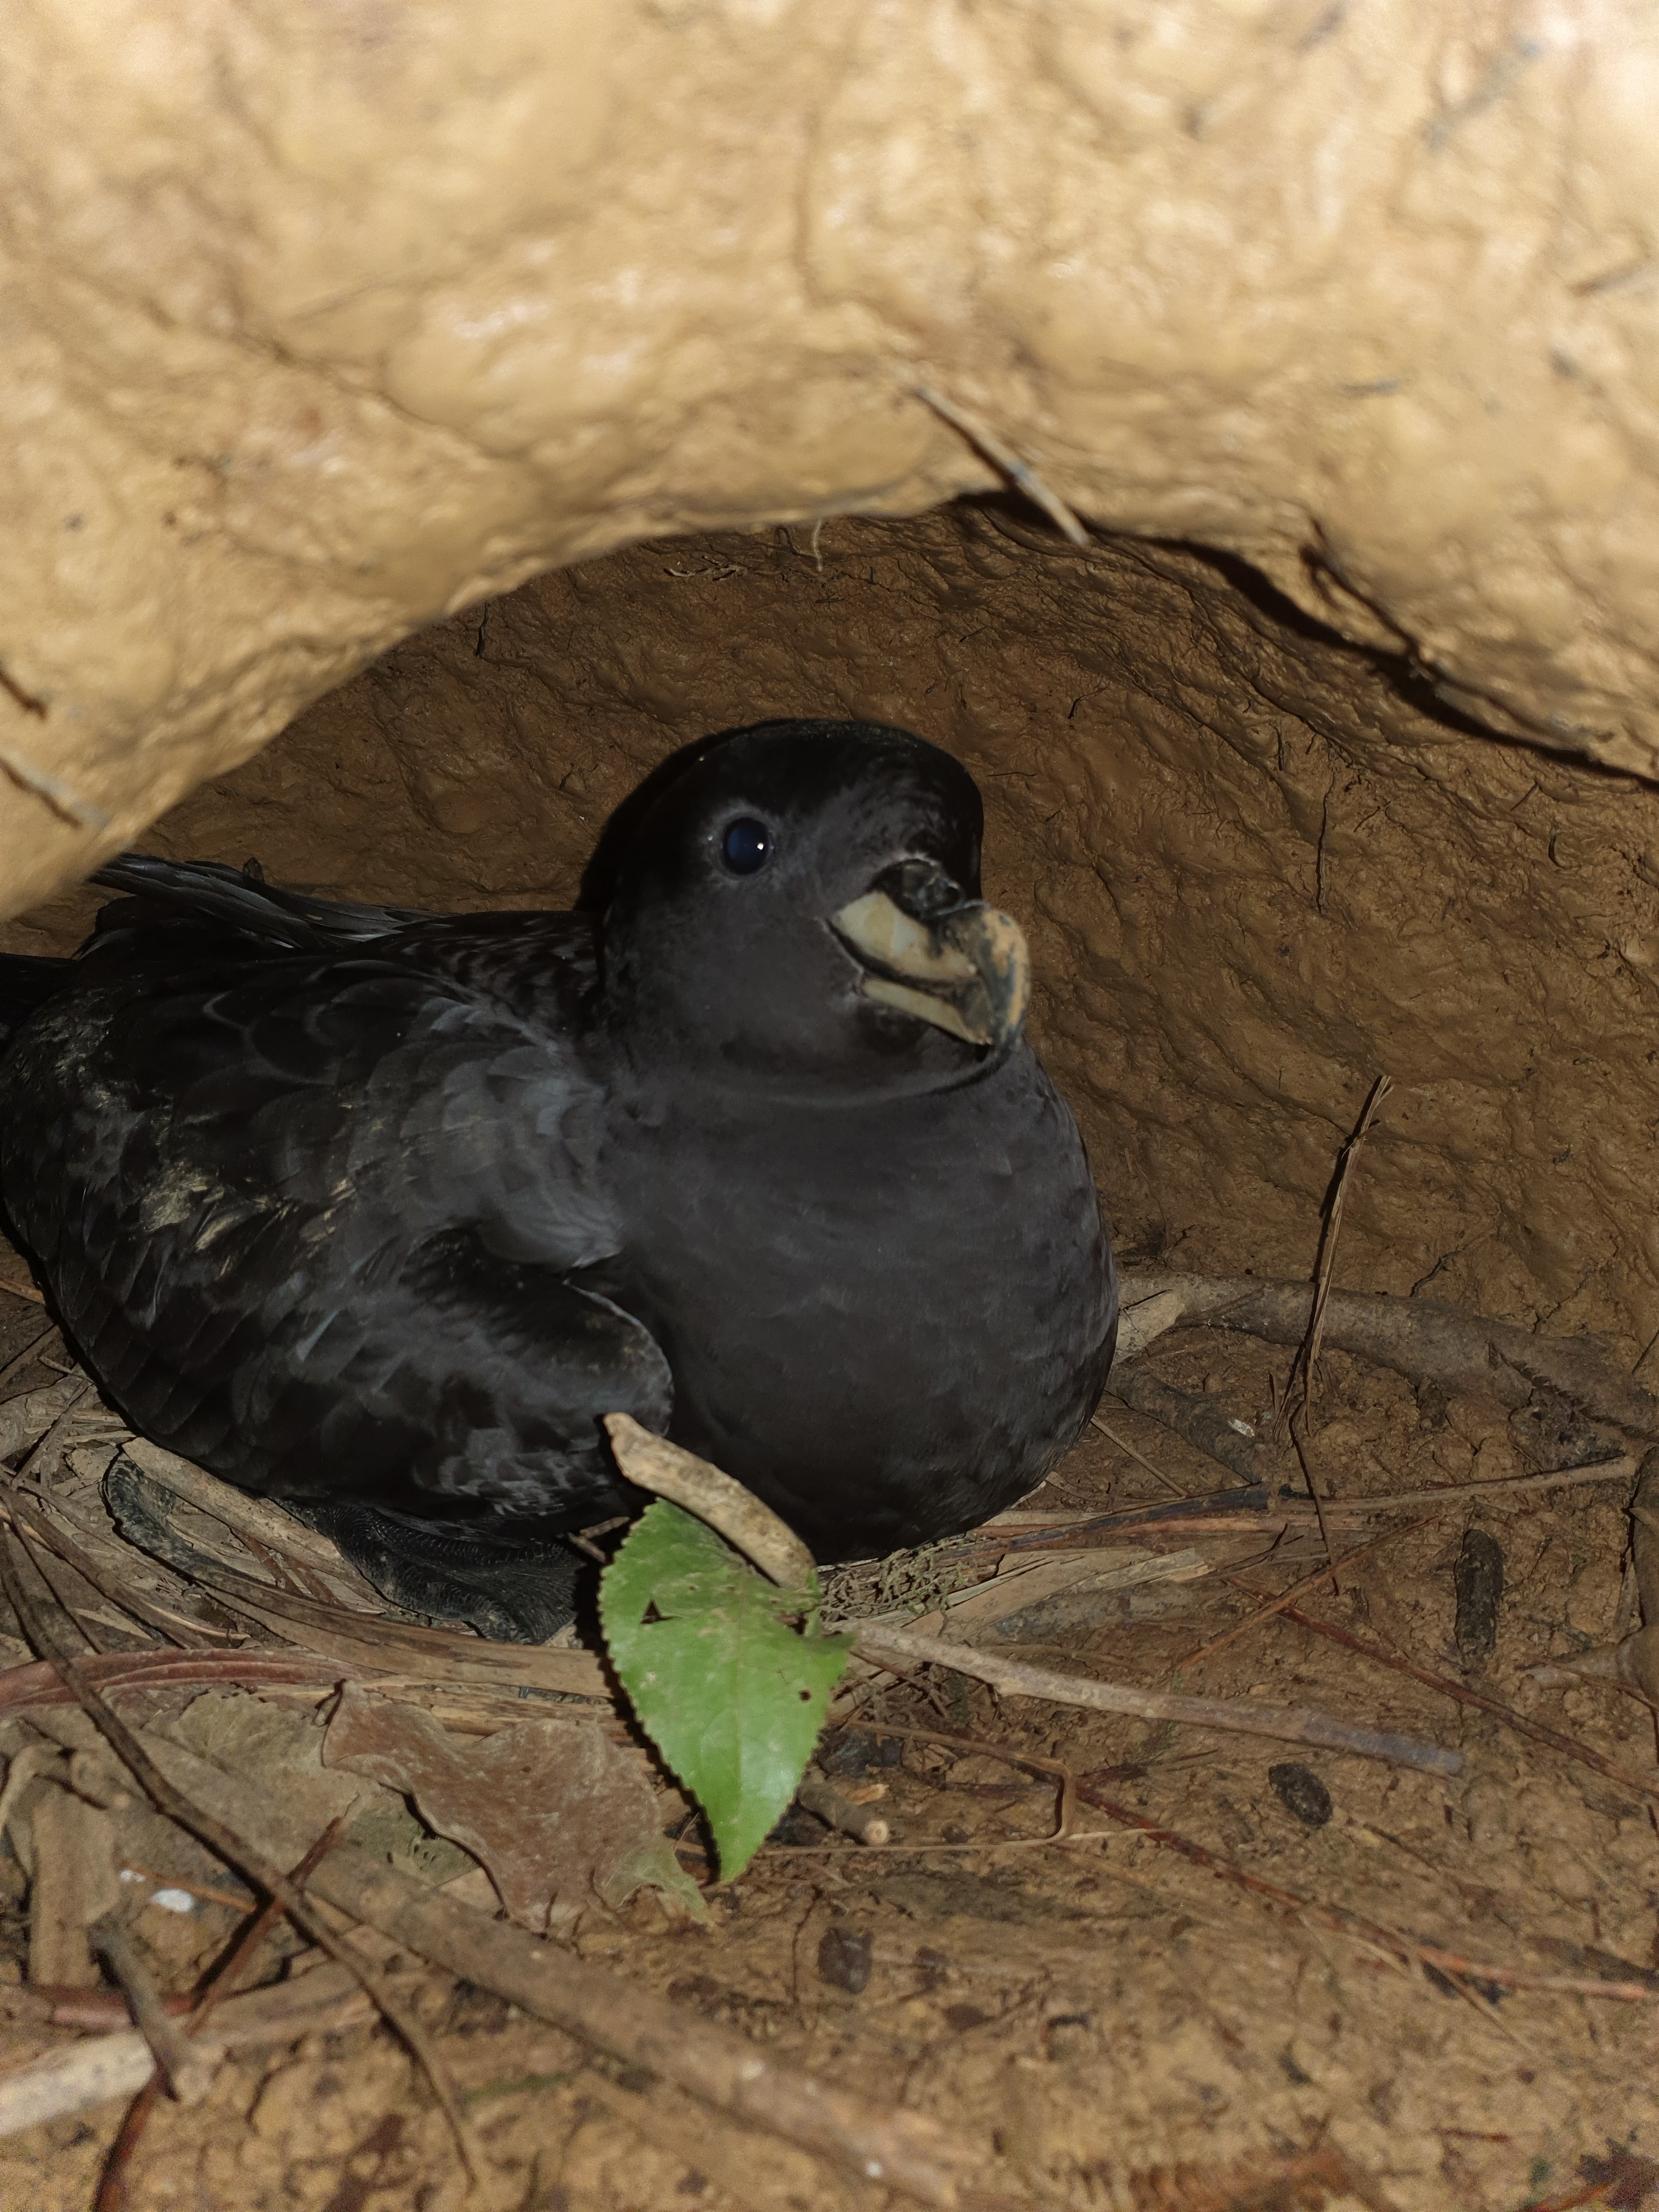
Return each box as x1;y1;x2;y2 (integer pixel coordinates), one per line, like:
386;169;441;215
0;722;1117;1628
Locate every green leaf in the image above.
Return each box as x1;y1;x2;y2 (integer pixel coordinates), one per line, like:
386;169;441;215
599;1500;852;1881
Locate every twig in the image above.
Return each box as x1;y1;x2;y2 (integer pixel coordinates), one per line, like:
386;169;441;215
1119;1269;1659;1438
199;1819;349;2020
1289;1415;1339;1583
82;1528;609;1696
0;1967;374;2140
796;1773;891;1846
139;1728;971;2207
1087;1414;1184;1496
1109;1286;1189;1365
1285;1074;1393;1434
1075;1784;1656;2000
1333;1457;1638;1512
0;1279;46;1306
1105;1363;1264;1486
993;1495;1356;1555
989;1459;1639;1570
854;1622;1464;1775
1282;1075;1392;1577
90;1918;217;2107
0;1984;179;2028
1272;1601;1659;1809
0;1529;483;2187
604;1413;816;1589
914;385;1090;548
1521;2184;1623;2212
764;1830;1118;1860
1173;1527;1419;1672
94;1820;348;2212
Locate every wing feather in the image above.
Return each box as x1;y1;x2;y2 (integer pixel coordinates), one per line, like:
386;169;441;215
0;908;664;1527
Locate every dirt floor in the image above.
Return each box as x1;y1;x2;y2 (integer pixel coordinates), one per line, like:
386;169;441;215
0;1259;1654;2212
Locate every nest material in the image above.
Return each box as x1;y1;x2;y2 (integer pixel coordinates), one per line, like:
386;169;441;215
5;1258;1655;1726
0;1379;610;1726
1;1274;1657;2204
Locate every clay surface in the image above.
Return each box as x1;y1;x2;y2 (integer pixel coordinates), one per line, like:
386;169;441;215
13;504;1659;1353
3;1;1659;909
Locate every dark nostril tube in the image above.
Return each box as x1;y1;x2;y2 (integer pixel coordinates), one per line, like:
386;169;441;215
877;858;964;921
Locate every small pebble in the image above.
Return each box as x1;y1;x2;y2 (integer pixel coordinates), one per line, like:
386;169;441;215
1454;1526;1505;1660
816;1925;872;1994
120;1867;196;1914
1268;1762;1333;1828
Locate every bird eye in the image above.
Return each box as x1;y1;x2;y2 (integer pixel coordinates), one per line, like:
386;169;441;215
720;817;772;876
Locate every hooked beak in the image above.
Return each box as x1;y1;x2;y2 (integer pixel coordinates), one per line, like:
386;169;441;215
830;877;1031;1051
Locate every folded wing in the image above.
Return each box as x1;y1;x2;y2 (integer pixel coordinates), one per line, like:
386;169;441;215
0;869;667;1528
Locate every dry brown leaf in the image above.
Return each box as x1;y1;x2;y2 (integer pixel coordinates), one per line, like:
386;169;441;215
154;1689;477;1895
172;1690;379;1818
324;1683;703;1931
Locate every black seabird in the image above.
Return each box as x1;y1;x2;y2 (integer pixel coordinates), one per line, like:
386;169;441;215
0;720;1118;1637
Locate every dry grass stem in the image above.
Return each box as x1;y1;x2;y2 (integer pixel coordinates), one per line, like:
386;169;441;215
1077;1784;1656;2002
914;385;1090;548
1286;1072;1394;1432
855;1621;1463;1774
1273;1600;1659;1807
1277;1075;1393;1582
1173;1526;1418;1672
1088;1413;1184;1495
1332;1456;1637;1511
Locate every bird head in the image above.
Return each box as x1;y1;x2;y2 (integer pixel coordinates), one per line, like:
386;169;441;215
600;720;1031;1093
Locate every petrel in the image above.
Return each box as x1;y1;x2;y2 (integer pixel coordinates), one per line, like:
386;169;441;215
0;721;1118;1637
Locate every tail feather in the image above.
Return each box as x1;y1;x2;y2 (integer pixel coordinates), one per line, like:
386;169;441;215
91;854;432;954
